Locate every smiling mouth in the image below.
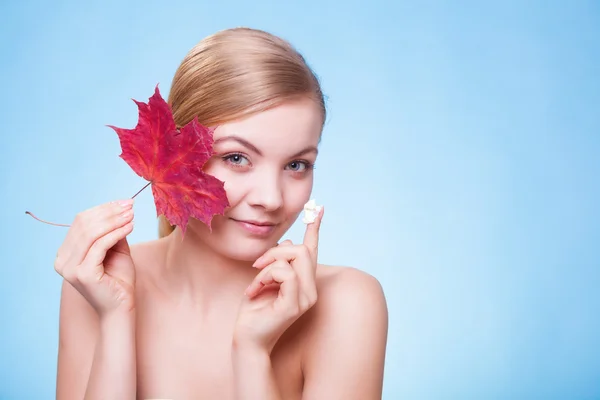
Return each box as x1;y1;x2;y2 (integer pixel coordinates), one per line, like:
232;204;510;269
230;218;278;236
230;217;276;226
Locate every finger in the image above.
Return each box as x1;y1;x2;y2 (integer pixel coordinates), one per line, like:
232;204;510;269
302;205;324;262
246;260;291;297
64;200;134;271
69;204;134;265
270;264;301;314
249;263;300;312
251;239;292;269
62;200;133;261
253;244;304;269
245;263;274;297
63;199;133;246
78;221;135;283
251;245;317;300
254;282;281;297
111;236;132;257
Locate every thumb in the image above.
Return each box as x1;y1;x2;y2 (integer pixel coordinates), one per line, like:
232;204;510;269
111;237;131;256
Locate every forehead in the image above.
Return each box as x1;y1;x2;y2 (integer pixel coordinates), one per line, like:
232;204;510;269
213;98;323;150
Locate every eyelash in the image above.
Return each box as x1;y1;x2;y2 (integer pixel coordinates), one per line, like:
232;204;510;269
221;152;315;173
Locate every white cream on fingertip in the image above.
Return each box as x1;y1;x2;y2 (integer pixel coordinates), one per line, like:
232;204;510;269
302;199;322;224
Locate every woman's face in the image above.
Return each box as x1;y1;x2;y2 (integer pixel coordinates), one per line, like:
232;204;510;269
186;98;323;262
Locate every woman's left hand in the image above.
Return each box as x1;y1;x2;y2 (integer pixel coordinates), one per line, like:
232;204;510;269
233;207;324;354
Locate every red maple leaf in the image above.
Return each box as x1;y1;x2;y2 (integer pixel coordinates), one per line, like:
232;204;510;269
107;85;229;236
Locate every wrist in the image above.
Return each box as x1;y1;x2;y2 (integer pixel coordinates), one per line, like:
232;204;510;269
232;336;270;357
99;307;136;329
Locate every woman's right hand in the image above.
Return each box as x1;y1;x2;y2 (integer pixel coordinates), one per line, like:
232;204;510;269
54;199;137;318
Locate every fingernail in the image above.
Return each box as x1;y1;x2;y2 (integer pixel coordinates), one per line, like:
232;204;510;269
253;256;264;267
118;199;134;207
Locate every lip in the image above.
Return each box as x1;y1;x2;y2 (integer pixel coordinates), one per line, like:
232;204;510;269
230;218;277;237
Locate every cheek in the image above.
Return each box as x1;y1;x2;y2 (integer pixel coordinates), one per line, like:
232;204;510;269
282;178;313;213
222;179;244;207
204;162;245;207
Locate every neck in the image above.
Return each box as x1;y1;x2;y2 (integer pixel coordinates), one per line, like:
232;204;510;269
160;226;257;308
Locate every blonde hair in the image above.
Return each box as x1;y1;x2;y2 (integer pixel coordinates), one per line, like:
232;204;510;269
158;27;326;238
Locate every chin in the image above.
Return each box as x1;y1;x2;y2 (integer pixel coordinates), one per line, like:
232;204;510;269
223;240;276;261
215;232;282;262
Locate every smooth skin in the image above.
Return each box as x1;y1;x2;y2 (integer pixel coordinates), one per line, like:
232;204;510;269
55;98;388;400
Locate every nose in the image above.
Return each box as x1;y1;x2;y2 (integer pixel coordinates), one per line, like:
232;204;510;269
247;170;284;212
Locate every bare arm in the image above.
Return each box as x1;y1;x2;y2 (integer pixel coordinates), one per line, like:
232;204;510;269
55;199;140;399
85;309;136;399
56;280;137;400
56;280;98;400
301;268;389;399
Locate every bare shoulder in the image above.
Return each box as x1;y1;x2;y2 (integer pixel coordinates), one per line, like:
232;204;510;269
297;264;388;397
303;263;388;336
315;263;387;307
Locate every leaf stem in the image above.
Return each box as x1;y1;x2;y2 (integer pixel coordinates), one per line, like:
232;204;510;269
24;211;71;227
131;181;151;199
25;181;152;227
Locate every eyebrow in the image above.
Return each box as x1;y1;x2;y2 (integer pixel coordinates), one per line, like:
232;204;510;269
213;135;318;158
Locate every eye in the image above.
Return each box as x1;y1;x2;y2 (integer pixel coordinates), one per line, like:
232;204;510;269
222;153;250;167
286;160;313;172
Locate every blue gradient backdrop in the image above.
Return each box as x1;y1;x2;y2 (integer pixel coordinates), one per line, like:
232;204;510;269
1;1;599;398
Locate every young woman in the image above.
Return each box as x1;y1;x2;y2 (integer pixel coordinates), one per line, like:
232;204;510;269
55;27;388;400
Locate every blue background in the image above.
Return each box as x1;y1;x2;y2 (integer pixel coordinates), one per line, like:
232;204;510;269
1;1;599;398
